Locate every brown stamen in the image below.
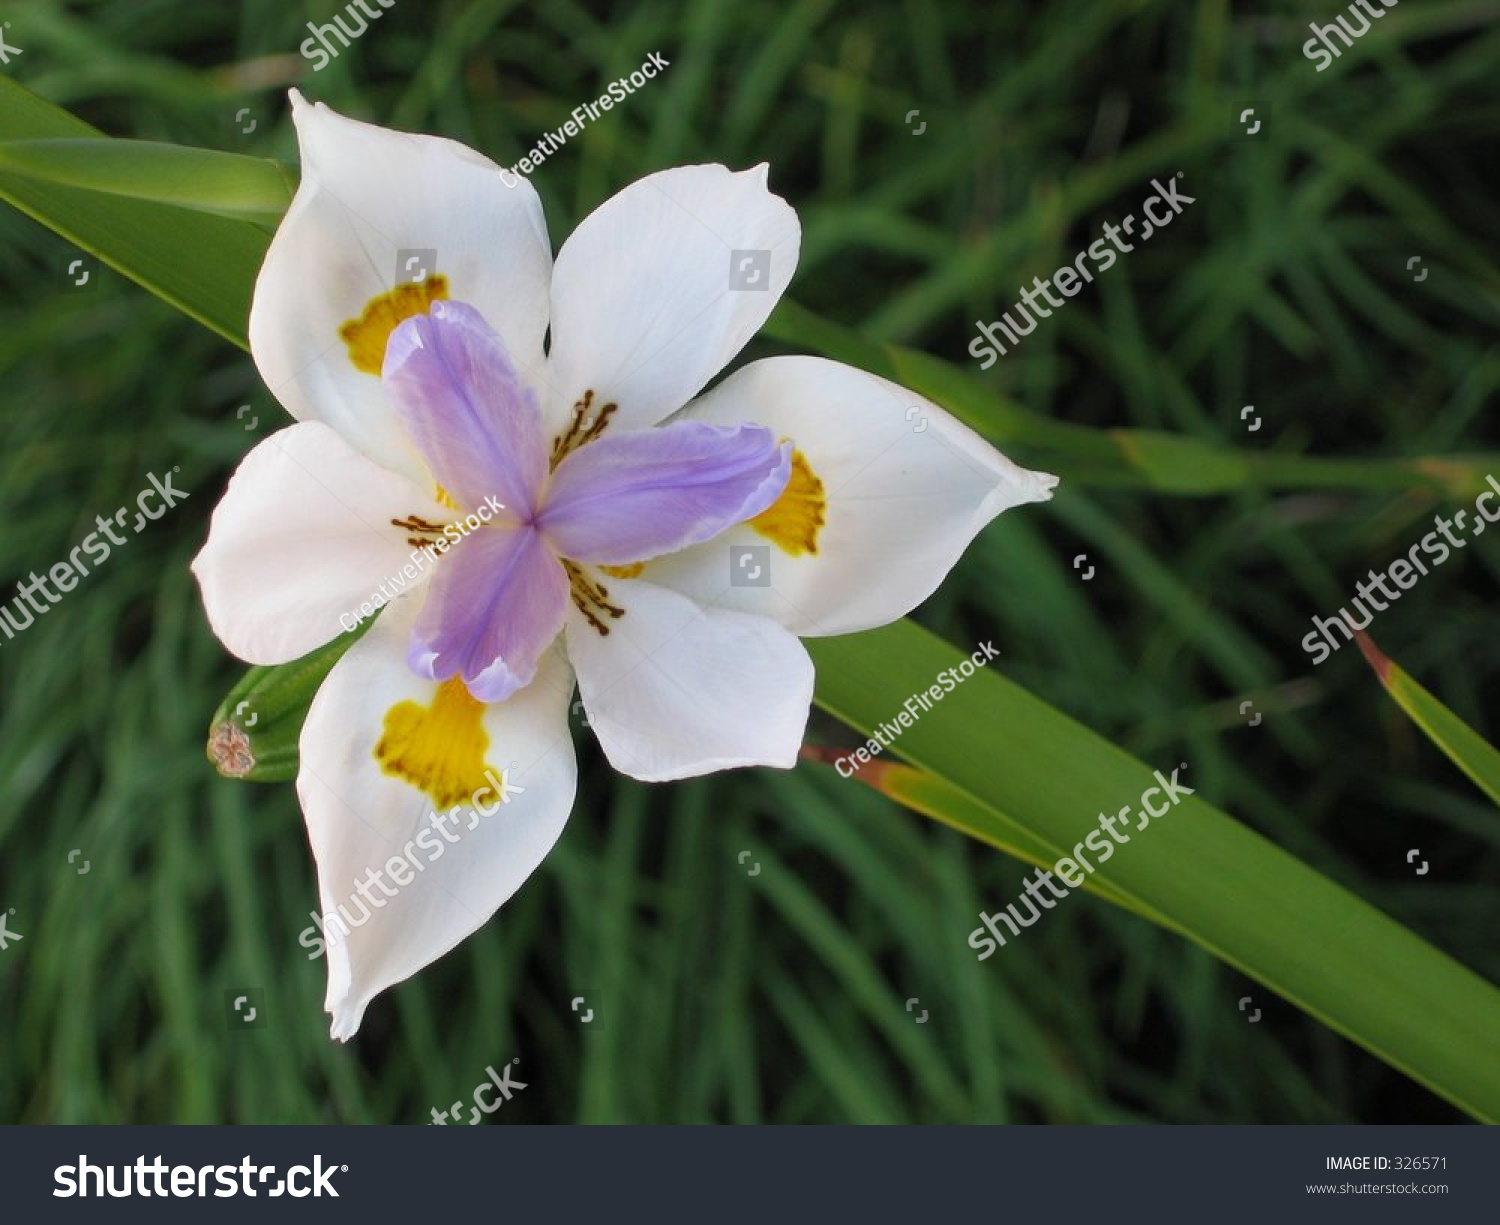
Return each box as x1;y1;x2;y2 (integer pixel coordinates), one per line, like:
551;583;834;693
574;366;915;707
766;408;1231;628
563;559;624;635
551;390;618;469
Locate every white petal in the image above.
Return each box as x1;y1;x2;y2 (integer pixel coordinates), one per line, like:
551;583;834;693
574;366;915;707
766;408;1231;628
647;356;1058;636
566;577;812;782
250;92;555;481
297;596;577;1040
190;422;452;665
544;164;799;435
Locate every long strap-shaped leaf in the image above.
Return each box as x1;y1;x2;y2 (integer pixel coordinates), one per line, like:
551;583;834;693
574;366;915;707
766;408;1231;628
0;78;269;349
1354;629;1500;806
808;623;1500;1122
0;138;294;227
5;78;1497;1119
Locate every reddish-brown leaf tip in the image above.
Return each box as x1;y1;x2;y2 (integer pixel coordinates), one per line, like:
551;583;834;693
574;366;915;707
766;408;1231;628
798;742;901;790
1351;624;1393;685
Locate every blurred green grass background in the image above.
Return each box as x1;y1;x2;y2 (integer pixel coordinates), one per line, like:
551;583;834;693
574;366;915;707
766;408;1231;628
0;0;1496;1123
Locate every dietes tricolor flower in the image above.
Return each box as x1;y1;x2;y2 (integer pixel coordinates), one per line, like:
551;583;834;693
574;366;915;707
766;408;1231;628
191;92;1057;1039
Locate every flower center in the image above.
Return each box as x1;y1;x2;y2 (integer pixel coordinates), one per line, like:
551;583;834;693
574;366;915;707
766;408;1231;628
545;390;636;636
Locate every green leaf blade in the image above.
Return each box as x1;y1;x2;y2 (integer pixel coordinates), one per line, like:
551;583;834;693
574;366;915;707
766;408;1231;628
0;138;295;225
1355;629;1500;806
807;621;1500;1123
0;78;269;349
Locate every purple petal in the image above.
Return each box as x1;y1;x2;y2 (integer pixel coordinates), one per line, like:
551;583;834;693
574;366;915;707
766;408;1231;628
538;422;791;565
408;525;568;702
383;300;546;519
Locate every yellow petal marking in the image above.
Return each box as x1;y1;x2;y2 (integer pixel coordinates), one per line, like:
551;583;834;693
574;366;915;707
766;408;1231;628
374;676;498;810
749;447;825;556
599;562;645;579
340;275;450;376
